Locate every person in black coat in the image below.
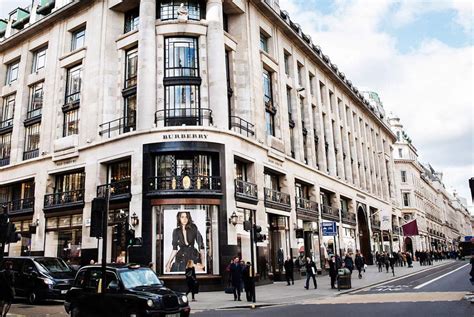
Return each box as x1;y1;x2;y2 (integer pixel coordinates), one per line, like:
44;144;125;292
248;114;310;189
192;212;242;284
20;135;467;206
343;253;354;274
469;255;474;283
0;261;15;317
355;251;365;279
229;257;243;301
184;260;197;301
284;257;294;286
242;262;255;302
328;256;338;289
304;257;317;289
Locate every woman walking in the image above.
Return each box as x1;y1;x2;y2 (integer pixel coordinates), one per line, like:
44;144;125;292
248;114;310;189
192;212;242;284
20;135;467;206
185;260;197;301
0;261;15;317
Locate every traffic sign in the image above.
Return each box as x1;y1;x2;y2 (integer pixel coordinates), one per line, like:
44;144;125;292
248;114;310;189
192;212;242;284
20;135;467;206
322;221;337;236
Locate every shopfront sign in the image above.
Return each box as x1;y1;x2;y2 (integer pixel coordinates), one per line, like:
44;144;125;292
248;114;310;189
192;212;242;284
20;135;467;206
322;221;337;236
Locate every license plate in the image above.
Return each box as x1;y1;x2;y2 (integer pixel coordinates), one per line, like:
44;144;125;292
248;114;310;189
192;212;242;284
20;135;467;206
61;290;68;294
166;314;179;317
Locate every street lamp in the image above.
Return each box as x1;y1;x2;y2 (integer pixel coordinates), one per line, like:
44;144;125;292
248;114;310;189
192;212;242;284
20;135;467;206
228;211;238;226
131;212;140;227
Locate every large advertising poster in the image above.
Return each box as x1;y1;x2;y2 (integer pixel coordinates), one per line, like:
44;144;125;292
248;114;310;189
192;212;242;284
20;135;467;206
163;209;207;275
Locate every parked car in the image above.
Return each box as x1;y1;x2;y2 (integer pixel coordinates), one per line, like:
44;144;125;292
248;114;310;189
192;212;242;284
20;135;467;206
1;256;76;304
64;264;191;317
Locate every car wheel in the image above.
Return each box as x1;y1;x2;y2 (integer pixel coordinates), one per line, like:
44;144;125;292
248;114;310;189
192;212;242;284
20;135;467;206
70;307;81;317
27;291;38;304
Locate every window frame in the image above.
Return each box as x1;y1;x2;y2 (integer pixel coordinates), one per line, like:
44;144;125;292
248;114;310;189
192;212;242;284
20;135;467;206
260;31;269;53
27;82;44;119
1;94;15;127
32;46;47;73
159;0;202;21
65;64;82;105
124;8;139;33
164;37;199;78
164;84;201;126
125;47;138;88
23;123;41;159
63;108;80;137
71;27;86;51
6;60;20;85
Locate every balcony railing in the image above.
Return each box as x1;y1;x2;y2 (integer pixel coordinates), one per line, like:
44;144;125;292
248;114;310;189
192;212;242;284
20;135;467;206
26;106;42;120
99;116;136;138
341;210;357;225
321;204;339;221
44;189;85;209
23;149;39;161
235;179;258;204
155;108;213;127
64;92;80;107
148;175;222;194
264;188;291;211
0;118;13;131
230;116;255;138
371;217;381;229
124;75;137;89
97;179;131;200
4;197;34;215
296;197;318;220
0;157;10;167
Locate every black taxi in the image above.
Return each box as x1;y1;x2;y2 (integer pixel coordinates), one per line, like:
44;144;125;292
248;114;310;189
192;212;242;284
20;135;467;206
64;264;190;317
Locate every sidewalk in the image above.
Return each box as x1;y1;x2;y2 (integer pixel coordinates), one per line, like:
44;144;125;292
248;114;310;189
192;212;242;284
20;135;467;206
189;260;454;312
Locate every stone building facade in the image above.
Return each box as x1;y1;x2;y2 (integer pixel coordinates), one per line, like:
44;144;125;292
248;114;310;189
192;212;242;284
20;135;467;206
1;0;399;288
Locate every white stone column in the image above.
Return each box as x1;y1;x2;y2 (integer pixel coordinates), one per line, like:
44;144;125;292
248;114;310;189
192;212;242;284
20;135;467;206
137;0;156;130
206;0;228;129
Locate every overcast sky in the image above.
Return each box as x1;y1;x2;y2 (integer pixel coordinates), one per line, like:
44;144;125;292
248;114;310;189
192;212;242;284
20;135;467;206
2;0;473;207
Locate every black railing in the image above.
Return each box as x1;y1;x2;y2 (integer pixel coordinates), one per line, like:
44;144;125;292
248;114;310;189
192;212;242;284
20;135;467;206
23;149;39;160
235;179;258;202
264;188;291;210
44;189;85;209
65;92;80;106
165;67;199;78
230;116;255;137
321;204;339;220
296;197;318;212
0;118;13;130
341;210;357;224
0;157;10;167
5;197;34;214
97;179;131;198
99;116;136;138
155;108;213;127
26;106;42;119
125;75;137;89
148;175;222;193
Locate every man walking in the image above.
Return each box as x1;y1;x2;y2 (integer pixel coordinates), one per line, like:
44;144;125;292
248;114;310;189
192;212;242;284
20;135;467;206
284;257;294;285
355;251;365;279
229;257;243;301
0;261;15;317
304;257;317;290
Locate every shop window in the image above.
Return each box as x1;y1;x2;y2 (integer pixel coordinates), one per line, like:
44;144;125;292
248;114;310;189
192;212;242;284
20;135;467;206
45;214;83;265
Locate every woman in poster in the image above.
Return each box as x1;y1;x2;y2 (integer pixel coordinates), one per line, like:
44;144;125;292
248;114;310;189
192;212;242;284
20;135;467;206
165;211;206;273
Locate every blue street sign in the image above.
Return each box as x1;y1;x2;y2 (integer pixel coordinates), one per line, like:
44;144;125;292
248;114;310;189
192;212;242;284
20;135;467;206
322;221;337;236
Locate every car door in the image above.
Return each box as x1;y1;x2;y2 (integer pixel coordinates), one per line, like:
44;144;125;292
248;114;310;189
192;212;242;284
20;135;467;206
79;268;104;317
101;271;128;317
21;259;39;297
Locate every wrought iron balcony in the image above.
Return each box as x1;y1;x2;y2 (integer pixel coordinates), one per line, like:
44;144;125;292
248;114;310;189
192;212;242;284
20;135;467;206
64;92;81;108
148;175;222;195
23;149;39;161
97;179;131;201
155;108;213;127
235;179;258;204
230;116;255;138
3;197;34;215
341;210;357;225
371;217;381;229
124;75;137;89
321;204;339;221
99;116;136;138
296;197;318;220
44;189;85;210
26;106;42;120
264;188;291;211
0;118;13;132
0;157;10;167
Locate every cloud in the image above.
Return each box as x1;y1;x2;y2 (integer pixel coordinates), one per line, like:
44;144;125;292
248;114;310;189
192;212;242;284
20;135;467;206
279;0;473;202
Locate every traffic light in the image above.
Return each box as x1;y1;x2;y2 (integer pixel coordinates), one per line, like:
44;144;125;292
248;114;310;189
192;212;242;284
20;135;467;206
112;224;123;243
126;228;135;246
90;198;106;238
243;220;252;232
7;223;21;243
253;225;266;243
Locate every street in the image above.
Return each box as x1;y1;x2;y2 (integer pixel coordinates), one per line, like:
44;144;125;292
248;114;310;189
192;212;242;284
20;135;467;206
5;260;473;317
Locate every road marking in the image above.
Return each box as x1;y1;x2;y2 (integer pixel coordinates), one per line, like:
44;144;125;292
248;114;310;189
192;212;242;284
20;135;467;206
413;263;469;290
303;292;466;304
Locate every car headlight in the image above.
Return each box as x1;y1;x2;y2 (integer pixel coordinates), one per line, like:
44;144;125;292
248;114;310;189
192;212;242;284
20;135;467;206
42;278;55;285
181;295;188;304
146;299;154;308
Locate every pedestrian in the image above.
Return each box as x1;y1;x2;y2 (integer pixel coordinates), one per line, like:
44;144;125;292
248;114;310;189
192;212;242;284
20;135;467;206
343;253;354;274
229;257;243;301
328;256;337;289
355;250;364;279
389;253;396;276
148;262;155;272
406;252;413;268
384;252;390;273
304;257;317;290
185;260;197;301
0;261;15;317
469;254;474;284
284;257;294;285
376;252;383;272
242;262;255;302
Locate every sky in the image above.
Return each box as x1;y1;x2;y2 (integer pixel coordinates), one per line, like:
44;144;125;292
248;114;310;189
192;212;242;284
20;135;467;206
1;0;473;207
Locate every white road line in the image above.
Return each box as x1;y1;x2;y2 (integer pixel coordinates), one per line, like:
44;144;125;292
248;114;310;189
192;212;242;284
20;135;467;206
413;263;469;289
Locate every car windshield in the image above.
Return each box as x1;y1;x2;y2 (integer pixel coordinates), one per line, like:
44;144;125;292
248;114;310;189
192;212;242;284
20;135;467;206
35;258;72;274
119;268;162;289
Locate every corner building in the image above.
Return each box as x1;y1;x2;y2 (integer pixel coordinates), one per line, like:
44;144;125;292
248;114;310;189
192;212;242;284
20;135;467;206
0;0;397;289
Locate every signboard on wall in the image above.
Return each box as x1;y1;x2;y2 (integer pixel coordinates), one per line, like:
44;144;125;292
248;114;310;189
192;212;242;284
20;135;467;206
322;222;337;236
163;209;207;275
